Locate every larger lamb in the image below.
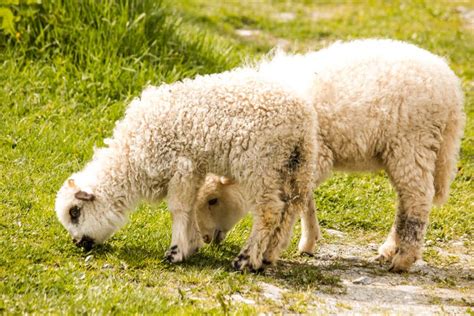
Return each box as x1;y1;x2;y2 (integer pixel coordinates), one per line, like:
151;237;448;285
194;39;465;272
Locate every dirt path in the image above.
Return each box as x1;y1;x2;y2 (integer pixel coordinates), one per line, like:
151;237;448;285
232;231;473;314
304;242;472;314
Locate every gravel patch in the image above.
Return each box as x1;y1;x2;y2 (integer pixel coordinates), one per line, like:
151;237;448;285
457;6;474;31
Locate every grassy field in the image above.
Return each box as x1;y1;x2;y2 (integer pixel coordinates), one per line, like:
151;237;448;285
1;0;473;313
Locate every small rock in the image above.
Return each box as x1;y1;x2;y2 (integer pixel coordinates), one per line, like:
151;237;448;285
274;12;295;22
410;260;430;274
462;296;473;306
259;282;285;301
352;276;372;285
368;243;378;251
102;263;113;269
85;255;94;263
325;229;345;238
235;29;260;38
457;6;474;29
317;254;334;260
230;293;255;305
311;11;335;21
344;256;359;262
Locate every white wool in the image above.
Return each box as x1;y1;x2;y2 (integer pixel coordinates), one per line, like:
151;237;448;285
195;39;465;272
55;66;318;268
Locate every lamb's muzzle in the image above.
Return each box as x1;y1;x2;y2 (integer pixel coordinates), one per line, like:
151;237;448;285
75;235;95;251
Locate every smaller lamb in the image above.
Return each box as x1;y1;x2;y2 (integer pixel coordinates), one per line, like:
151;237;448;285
194;39;465;272
195;173;321;254
55;68;319;272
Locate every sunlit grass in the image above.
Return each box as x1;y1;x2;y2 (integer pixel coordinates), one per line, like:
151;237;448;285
0;0;472;313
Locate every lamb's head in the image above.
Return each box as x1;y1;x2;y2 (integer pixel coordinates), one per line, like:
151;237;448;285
195;174;247;244
55;175;127;251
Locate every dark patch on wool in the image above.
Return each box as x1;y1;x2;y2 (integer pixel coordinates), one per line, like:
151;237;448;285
287;146;301;172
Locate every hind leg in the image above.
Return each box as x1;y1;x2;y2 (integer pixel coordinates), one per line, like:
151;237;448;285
263;152;318;263
298;192;321;255
378;145;436;272
232;190;285;272
262;192;308;265
297;146;332;254
233;151;315;271
376;223;399;263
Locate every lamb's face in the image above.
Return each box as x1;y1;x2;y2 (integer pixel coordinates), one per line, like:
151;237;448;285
195;175;245;244
195;193;227;244
55;178;126;251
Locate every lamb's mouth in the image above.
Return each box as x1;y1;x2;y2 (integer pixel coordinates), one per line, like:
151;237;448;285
74;235;95;251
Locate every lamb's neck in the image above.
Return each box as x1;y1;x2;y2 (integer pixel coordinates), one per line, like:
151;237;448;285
91;150;140;214
232;186;251;216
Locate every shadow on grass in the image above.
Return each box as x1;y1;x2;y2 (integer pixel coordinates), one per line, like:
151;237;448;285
83;238;472;303
85;240;348;289
92;239;343;291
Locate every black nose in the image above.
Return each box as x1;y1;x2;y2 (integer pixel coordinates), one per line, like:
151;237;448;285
75;235;95;251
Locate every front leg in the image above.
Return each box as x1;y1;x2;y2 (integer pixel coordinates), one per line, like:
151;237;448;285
165;208;203;262
165;160;204;263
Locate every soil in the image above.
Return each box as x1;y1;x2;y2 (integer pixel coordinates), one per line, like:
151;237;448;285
233;230;473;314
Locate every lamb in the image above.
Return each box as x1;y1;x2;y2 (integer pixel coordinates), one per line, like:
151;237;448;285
55;68;319;272
194;39;465;272
195;173;321;255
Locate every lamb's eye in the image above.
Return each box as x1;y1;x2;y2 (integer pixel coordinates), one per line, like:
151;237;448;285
208;198;218;206
69;206;81;222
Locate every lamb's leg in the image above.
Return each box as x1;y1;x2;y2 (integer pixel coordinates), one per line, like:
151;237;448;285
376;223;398;263
165;169;204;263
232;191;284;272
234;142;317;271
296;143;332;255
377;145;436;272
263;191;310;265
388;189;433;273
298;192;321;255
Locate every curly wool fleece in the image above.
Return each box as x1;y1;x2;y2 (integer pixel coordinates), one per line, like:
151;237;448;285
194;39;465;272
55;67;319;272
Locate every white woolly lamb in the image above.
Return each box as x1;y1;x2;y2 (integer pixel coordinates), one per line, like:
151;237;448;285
55;68;318;272
194;39;465;272
195;173;321;255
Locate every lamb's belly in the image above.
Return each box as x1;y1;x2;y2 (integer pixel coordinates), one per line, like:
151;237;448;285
317;103;387;174
333;158;383;173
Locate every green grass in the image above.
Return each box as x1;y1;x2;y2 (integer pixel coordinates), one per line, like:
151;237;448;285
1;0;473;313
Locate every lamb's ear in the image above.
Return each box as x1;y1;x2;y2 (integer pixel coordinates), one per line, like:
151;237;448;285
75;191;95;201
68;179;77;188
219;176;235;185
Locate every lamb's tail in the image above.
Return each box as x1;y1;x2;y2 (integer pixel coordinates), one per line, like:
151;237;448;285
433;92;465;205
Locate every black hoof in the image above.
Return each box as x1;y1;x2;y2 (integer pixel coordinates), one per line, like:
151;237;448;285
232;254;264;273
165;245;181;263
